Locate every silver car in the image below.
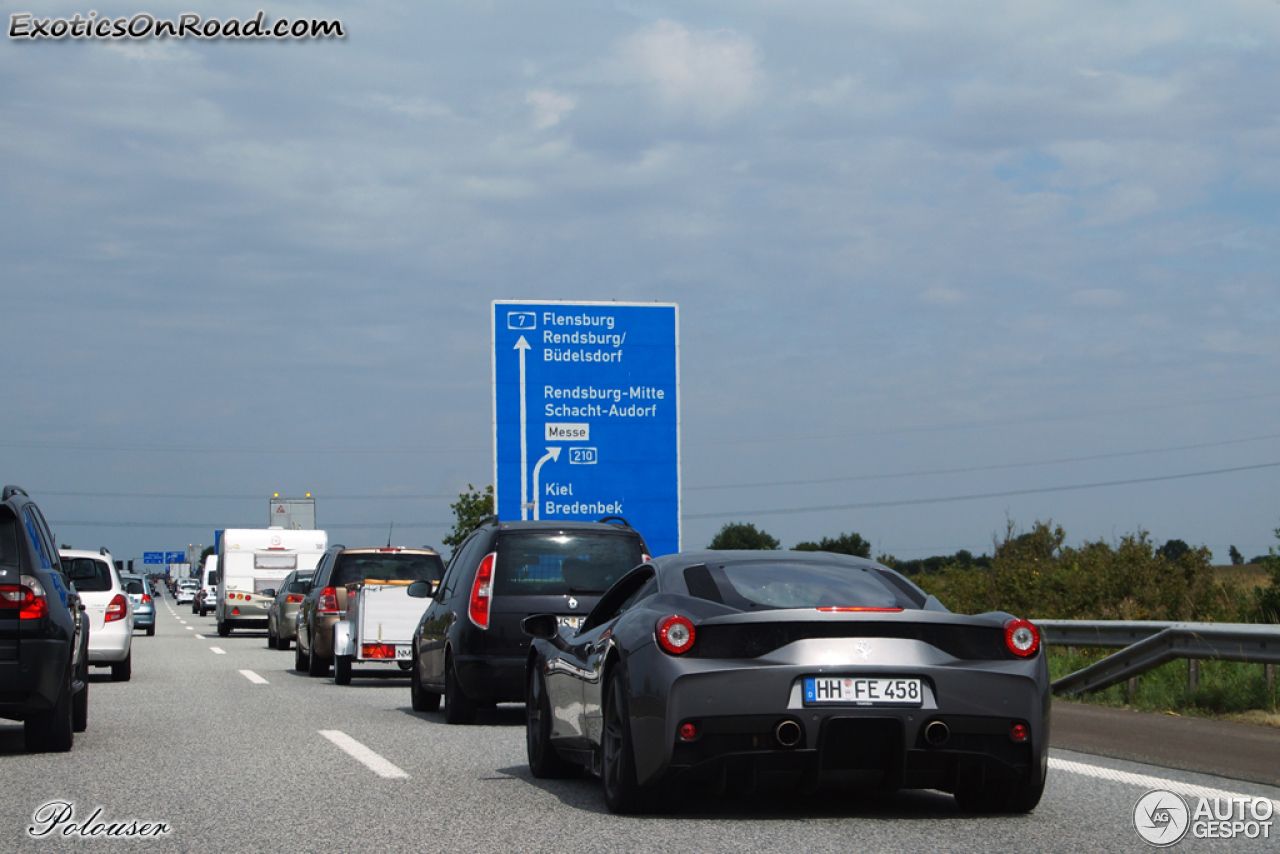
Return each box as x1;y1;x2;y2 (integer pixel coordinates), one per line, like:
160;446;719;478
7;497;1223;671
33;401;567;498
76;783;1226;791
266;569;314;651
120;573;155;636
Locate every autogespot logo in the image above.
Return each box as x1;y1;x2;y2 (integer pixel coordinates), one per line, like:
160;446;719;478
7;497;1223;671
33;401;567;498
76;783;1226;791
1134;790;1190;847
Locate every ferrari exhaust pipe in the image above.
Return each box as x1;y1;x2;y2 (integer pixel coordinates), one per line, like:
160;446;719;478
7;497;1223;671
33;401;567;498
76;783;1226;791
774;719;803;748
924;720;950;746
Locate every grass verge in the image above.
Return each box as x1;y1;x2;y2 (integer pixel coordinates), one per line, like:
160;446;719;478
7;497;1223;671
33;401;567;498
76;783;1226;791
1048;647;1280;726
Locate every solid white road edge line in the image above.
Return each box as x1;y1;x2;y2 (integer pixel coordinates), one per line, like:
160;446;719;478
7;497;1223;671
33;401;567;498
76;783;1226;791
239;670;268;685
1050;757;1280;809
319;730;410;779
210;647;226;654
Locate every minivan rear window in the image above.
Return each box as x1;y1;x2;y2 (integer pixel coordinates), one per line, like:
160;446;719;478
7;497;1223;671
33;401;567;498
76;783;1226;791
331;553;445;587
64;557;114;592
494;534;641;596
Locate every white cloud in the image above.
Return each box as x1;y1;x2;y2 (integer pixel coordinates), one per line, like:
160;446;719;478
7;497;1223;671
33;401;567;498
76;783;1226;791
525;89;577;130
619;19;759;119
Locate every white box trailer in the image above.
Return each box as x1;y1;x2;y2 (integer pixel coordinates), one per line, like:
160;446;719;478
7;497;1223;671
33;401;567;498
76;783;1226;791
216;528;327;637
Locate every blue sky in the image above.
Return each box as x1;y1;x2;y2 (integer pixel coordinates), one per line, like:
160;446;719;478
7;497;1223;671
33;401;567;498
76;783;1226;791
3;1;1278;564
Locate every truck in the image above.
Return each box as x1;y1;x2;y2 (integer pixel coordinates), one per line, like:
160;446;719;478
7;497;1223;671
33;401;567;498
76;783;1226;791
215;528;328;637
328;547;445;685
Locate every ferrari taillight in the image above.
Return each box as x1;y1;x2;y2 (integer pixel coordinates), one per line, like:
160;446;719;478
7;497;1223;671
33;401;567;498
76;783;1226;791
105;593;128;622
468;552;496;629
656;615;695;655
317;586;339;614
0;576;49;620
1004;618;1040;657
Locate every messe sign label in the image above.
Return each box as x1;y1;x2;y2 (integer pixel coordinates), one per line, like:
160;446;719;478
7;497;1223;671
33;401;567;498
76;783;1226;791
493;301;680;557
143;552;163;565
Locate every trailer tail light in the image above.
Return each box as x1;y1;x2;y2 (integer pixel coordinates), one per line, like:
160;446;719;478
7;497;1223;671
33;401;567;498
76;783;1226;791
0;576;49;620
362;643;396;659
1004;618;1040;657
656;615;695;655
105;593;128;623
468;553;496;629
317;586;339;614
285;594;304;604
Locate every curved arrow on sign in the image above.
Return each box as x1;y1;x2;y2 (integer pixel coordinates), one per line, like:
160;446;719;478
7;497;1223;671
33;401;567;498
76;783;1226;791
531;447;562;520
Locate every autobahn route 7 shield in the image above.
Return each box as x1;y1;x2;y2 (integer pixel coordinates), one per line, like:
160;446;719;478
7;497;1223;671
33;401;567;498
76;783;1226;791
492;300;680;556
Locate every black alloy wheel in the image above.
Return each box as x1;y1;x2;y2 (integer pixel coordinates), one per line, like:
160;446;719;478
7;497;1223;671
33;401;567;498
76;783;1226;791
72;654;88;733
410;654;440;712
26;661;74;753
294;636;309;672
111;650;131;682
442;653;477;725
527;668;578;778
601;669;655;814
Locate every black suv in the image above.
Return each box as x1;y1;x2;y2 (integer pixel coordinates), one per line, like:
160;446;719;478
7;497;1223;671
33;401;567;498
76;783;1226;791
409;517;650;724
0;486;89;751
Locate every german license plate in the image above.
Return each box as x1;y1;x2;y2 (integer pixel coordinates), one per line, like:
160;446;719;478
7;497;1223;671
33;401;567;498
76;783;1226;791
395;645;412;660
803;677;922;706
557;616;583;630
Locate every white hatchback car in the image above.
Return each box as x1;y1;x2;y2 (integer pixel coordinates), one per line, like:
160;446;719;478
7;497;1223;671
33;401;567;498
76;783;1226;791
59;548;134;681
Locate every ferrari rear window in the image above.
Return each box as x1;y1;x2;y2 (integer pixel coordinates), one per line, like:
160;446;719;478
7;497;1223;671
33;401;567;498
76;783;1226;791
686;562;914;611
494;533;641;596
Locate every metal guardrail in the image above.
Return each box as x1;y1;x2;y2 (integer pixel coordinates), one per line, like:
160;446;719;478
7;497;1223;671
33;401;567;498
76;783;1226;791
1038;620;1280;696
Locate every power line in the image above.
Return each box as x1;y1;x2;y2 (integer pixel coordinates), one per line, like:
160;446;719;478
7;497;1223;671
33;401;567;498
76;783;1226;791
683;460;1280;520
686;431;1280;491
49;520;452;530
0;441;488;455
40;491;455;500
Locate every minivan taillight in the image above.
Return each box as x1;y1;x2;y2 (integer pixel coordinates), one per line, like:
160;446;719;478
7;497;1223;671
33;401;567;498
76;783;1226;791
468;552;496;629
105;593;128;623
317;587;339;614
0;575;49;620
141;594;152;604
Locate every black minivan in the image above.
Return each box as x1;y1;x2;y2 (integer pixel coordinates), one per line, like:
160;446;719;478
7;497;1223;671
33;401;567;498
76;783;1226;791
0;486;89;751
410;517;650;724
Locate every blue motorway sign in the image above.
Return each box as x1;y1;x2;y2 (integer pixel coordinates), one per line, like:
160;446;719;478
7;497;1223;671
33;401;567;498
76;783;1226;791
165;551;185;563
143;552;163;565
493;301;680;557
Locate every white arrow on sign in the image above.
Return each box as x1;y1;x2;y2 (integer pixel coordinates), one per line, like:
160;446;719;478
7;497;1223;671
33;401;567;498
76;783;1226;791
531;447;562;520
515;335;531;520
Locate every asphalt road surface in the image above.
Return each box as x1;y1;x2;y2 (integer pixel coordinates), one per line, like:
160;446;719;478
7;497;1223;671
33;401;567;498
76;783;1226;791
3;591;1277;853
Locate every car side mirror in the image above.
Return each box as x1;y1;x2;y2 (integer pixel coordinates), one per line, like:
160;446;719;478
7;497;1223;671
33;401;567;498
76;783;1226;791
261;589;276;598
407;581;433;599
521;614;571;651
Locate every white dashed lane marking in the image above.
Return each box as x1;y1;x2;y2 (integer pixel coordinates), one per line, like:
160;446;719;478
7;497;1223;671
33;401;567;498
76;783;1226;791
210;647;226;655
319;730;409;779
239;670;268;684
1050;757;1280;809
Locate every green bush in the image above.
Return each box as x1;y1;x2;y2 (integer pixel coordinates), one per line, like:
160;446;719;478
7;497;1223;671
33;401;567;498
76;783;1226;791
915;520;1251;622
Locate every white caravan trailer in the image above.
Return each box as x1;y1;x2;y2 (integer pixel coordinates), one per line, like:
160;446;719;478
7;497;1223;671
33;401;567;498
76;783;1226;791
215;528;328;637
